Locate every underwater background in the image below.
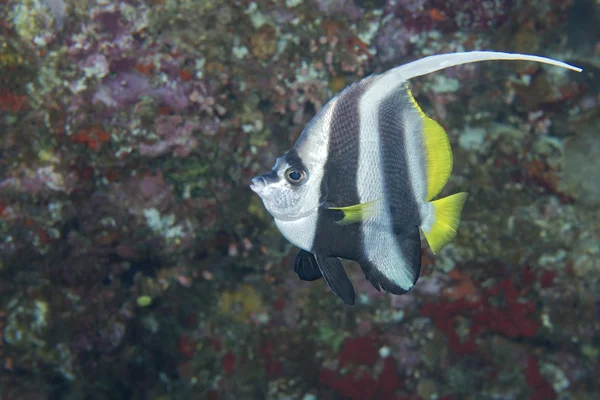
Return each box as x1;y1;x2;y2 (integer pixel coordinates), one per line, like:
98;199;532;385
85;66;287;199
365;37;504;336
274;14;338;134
0;0;599;399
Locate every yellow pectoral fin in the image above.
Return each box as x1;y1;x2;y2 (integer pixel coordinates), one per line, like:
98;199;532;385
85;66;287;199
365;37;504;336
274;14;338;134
422;192;468;254
406;87;453;201
330;199;381;226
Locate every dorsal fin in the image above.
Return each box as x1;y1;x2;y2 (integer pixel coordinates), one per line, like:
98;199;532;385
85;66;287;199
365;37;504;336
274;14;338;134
405;85;452;201
385;51;582;82
385;52;581;202
361;52;582;108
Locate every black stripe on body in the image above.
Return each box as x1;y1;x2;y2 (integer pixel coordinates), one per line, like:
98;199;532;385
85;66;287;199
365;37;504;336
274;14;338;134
377;89;421;227
357;87;423;294
310;79;375;258
359;226;421;294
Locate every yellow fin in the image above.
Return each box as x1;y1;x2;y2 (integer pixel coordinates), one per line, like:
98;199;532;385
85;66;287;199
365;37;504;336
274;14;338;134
422;192;468;254
407;87;453;201
330;200;381;226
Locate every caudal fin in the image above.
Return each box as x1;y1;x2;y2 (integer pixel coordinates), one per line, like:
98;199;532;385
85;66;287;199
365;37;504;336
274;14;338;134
422;192;468;254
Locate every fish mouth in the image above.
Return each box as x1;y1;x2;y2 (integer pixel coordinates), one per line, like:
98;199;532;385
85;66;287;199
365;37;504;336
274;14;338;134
250;176;265;194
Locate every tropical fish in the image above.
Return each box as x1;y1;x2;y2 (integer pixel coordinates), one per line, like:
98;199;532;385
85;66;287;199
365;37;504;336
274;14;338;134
250;51;581;305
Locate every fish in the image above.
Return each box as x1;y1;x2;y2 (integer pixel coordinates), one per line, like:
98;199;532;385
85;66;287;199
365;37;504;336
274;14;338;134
250;51;582;305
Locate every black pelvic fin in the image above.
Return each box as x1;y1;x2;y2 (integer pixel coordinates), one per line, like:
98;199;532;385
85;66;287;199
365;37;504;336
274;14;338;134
314;254;355;305
359;226;422;295
294;250;323;281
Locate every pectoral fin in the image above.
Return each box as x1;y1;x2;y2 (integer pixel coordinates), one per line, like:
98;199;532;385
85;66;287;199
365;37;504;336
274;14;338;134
314;254;355;305
329;199;382;226
294;250;323;281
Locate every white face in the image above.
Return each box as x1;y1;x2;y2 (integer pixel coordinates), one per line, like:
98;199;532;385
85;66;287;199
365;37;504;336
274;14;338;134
250;153;324;222
251;96;334;223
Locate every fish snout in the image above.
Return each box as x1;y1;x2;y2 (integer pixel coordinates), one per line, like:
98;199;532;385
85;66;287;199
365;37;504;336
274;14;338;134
250;176;266;193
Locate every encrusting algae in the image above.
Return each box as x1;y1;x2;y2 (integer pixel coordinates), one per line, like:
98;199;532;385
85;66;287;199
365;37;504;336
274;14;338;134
0;0;599;398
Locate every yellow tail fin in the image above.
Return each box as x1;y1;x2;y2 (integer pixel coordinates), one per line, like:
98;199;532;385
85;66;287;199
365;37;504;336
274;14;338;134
422;192;468;254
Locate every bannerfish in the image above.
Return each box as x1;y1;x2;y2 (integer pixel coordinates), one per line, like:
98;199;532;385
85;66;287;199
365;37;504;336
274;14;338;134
250;51;581;305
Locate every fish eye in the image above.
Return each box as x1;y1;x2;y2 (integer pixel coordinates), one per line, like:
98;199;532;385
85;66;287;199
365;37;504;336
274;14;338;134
285;168;307;185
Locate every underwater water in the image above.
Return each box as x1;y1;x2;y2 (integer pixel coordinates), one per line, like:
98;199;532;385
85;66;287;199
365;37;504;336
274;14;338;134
0;0;599;399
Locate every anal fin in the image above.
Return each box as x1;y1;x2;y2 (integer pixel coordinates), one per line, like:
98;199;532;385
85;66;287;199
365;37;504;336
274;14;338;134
422;192;468;254
314;254;355;305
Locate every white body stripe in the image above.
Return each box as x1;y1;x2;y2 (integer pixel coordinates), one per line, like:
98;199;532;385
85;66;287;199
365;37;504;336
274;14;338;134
274;213;319;252
273;98;338;252
401;108;430;225
357;78;417;290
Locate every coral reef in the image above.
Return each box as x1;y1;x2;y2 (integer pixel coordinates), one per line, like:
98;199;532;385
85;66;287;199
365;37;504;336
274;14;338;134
0;0;598;398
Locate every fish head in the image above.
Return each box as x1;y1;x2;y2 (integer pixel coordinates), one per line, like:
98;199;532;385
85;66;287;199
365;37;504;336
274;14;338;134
250;149;326;222
251;96;335;222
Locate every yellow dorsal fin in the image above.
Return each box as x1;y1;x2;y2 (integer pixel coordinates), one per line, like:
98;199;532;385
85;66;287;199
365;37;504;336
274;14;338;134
330;200;381;226
406;86;453;201
422;192;468;254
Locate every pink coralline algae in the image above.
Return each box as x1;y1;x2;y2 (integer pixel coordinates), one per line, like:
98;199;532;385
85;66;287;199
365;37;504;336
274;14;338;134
109;173;175;217
63;1;195;146
92;73;189;111
316;0;364;21
421;270;541;354
319;336;403;399
66;3;147;71
0;166;76;196
526;354;557;400
384;0;428;16
375;18;418;64
428;0;511;31
44;0;68;30
0;90;27;112
139;115;199;158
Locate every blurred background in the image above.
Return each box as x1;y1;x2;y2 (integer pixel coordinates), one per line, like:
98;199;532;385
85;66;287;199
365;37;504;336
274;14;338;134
0;0;599;399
